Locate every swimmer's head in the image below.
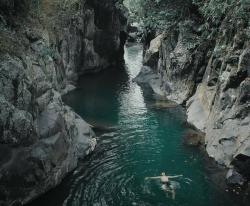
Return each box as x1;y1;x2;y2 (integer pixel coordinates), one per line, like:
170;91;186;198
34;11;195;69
161;172;166;176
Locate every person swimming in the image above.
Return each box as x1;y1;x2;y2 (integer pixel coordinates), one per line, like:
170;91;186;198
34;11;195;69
145;172;183;183
145;172;183;199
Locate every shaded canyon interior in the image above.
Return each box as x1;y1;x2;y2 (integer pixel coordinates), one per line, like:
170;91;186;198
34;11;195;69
0;0;249;205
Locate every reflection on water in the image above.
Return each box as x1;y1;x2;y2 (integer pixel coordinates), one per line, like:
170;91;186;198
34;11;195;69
28;44;246;206
63;65;129;126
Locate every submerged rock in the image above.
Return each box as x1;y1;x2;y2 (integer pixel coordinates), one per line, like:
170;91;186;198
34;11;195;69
149;101;178;109
183;129;205;147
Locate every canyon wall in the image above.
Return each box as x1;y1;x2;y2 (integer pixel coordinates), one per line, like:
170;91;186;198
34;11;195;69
135;2;250;185
0;0;127;205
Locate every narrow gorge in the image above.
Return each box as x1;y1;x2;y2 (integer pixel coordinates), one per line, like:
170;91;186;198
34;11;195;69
0;0;249;206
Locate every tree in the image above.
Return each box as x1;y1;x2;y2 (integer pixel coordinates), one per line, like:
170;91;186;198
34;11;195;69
124;0;194;31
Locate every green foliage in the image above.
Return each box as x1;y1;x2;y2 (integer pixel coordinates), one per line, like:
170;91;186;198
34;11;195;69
124;0;193;31
235;0;250;21
193;0;250;24
125;0;249;32
192;0;232;24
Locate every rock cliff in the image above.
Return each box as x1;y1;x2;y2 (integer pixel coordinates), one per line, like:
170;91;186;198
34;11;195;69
0;0;127;205
135;1;250;185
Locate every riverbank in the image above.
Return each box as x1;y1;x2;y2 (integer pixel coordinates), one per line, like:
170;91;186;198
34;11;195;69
133;1;250;190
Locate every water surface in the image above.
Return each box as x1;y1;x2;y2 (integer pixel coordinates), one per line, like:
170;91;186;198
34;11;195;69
29;44;244;206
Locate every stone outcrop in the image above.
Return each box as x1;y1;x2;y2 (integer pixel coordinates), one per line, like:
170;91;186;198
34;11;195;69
135;2;250;185
0;0;127;205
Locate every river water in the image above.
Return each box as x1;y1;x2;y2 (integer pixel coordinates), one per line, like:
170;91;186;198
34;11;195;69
29;44;244;206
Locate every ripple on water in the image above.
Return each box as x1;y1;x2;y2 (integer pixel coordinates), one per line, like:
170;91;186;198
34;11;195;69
28;43;245;206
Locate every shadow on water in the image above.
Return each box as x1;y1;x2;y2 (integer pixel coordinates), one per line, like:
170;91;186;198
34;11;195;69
26;67;130;206
63;65;130;127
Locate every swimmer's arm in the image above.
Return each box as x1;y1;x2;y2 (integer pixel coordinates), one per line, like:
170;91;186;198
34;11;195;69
145;176;161;180
168;175;183;179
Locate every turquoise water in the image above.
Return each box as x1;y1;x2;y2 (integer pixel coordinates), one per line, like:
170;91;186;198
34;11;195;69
29;44;244;206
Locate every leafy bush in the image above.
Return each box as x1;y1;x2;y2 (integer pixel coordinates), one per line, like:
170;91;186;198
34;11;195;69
125;0;249;31
193;0;250;24
235;0;250;21
124;0;193;31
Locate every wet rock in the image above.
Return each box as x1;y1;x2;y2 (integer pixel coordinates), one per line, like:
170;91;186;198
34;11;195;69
226;169;246;186
133;66;164;96
127;33;137;43
232;154;250;180
144;34;164;69
183;129;205;147
133;66;158;84
149;100;177;109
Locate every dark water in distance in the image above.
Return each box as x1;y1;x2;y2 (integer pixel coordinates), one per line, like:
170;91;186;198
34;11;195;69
28;44;246;206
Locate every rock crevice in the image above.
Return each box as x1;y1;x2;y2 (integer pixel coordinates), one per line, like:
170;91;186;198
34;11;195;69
0;0;127;205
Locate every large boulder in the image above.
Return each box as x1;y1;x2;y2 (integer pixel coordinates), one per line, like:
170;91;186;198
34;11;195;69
0;54;97;206
133;66;164;96
144;33;164;69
